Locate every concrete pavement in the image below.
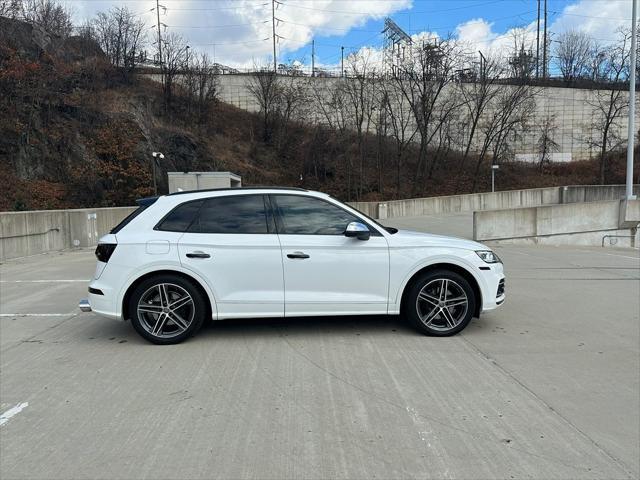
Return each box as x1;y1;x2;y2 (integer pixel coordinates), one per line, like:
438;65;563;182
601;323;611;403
0;216;638;479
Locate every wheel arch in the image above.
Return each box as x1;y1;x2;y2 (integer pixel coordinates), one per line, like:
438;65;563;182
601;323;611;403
122;269;216;322
400;263;482;318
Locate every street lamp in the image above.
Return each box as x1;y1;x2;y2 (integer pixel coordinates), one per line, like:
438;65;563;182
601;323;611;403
491;164;500;193
626;0;637;200
151;151;164;196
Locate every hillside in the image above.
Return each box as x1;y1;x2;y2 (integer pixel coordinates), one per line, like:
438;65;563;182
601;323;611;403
0;16;636;211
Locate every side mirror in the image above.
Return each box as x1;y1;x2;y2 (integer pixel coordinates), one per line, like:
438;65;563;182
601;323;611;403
344;221;370;241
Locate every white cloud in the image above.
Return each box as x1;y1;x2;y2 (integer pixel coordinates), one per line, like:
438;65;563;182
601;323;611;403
550;0;632;43
73;0;412;68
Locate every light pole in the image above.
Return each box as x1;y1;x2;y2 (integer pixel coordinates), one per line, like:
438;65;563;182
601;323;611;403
152;152;164;196
626;0;637;200
491;164;499;193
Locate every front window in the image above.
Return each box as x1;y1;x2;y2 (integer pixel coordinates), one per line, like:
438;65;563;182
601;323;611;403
272;195;360;235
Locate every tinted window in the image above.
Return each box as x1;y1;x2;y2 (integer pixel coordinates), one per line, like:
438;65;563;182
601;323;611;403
191;195;269;234
273;195;358;235
156;200;203;232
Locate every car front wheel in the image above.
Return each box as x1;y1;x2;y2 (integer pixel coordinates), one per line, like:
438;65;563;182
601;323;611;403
128;274;206;345
404;270;476;336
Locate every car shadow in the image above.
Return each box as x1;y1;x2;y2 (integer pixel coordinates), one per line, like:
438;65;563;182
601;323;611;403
198;314;414;340
81;313;489;345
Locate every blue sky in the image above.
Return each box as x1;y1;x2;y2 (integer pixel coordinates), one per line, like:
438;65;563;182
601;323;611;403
71;0;634;68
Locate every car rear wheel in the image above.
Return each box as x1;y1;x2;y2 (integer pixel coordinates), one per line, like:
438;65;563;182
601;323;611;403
404;270;476;336
128;274;206;345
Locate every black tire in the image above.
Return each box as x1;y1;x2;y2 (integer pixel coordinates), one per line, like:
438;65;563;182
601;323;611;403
403;270;476;337
128;274;207;345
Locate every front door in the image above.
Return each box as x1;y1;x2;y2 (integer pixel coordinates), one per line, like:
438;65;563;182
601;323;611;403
178;194;284;319
271;194;389;316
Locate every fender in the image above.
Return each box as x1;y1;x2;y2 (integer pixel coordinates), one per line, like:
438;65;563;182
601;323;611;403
115;261;219;320
390;253;485;311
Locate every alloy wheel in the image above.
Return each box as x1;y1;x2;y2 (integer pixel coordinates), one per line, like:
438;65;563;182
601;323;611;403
136;283;195;339
415;278;469;332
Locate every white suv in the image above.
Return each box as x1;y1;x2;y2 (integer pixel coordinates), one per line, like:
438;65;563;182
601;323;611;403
79;188;505;344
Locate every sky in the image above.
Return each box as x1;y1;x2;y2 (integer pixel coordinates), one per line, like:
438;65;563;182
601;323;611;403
67;0;635;70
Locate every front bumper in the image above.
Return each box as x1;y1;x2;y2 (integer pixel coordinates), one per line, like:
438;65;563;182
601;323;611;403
479;262;506;312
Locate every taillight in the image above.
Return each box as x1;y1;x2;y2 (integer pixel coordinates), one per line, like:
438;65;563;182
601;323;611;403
95;243;117;263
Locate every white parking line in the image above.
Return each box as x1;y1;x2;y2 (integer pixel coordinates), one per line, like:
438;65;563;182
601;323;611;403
0;402;28;427
0;280;89;283
603;253;640;260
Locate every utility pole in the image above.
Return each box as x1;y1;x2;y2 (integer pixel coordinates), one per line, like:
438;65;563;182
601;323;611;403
155;0;163;82
626;0;637;199
341;46;344;77
478;50;486;82
271;0;277;72
311;39;315;77
542;0;547;78
536;0;541;78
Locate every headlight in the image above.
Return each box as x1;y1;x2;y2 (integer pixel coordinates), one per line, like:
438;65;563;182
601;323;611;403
475;250;501;264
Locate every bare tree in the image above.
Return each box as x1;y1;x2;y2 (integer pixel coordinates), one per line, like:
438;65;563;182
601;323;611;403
161;33;188;111
457;53;504;182
586;28;632;184
341;51;379;199
247;68;282;142
473;83;536;190
22;0;73;37
537;114;560;171
91;6;146;73
0;0;21;18
183;53;220;126
273;76;307;149
381;78;418;197
554;30;593;83
397;36;463;195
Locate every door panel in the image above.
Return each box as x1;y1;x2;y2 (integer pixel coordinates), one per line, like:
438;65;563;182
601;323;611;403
279;235;389;316
177;194;284;319
271;194;389;316
178;233;283;319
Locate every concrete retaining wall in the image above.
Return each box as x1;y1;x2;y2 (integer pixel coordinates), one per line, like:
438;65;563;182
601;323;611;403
561;184;640;204
352;184;639;219
473;199;640;248
0;207;136;261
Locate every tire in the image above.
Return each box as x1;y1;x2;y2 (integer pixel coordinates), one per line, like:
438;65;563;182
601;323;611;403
403;270;476;337
128;274;207;345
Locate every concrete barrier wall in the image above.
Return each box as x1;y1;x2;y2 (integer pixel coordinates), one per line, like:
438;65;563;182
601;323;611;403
473;199;640;247
561;185;640;204
353;184;639;219
0;207;136;261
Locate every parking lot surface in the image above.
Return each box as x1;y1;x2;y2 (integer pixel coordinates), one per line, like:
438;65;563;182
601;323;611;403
1;214;638;479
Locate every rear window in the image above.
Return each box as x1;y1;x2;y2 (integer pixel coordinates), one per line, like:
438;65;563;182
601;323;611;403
156;200;203;232
191;195;269;234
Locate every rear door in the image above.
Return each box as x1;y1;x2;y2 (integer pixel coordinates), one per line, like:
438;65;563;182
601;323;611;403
271;194;390;317
175;194;284;319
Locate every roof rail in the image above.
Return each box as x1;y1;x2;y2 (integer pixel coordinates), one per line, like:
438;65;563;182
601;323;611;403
167;186;308;196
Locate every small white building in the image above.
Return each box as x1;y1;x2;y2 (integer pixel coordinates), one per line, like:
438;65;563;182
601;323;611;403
168;172;242;193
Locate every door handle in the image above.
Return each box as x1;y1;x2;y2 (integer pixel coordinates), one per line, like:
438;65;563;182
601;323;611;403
287;251;310;259
186;252;210;259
